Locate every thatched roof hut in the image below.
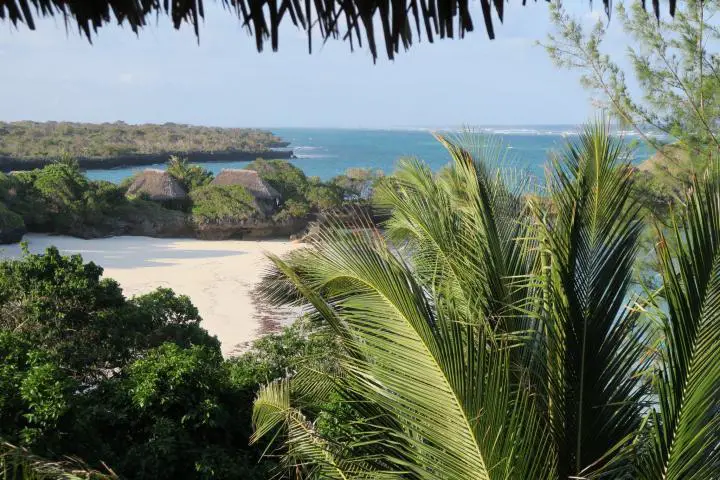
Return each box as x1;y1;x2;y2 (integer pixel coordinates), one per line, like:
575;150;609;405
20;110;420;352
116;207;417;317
126;169;188;201
3;1;674;61
212;169;281;201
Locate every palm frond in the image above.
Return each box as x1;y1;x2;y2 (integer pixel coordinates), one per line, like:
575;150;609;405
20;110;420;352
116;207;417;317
628;161;720;480
252;378;395;479
257;211;554;478
0;0;675;60
530;121;652;477
377;133;537;335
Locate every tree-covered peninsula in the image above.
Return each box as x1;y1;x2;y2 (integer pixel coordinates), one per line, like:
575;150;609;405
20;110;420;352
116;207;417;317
0;122;291;171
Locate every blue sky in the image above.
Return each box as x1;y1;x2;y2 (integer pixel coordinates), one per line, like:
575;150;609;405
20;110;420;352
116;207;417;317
0;2;634;128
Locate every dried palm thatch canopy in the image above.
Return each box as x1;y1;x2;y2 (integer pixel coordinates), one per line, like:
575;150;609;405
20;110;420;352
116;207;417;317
0;0;678;60
127;169;188;201
212;169;282;201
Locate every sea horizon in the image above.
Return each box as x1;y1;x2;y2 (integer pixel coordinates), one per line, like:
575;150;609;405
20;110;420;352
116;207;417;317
86;125;662;184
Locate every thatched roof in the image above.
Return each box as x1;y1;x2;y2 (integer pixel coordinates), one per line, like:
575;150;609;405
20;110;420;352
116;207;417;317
212;169;281;200
126;169;188;201
0;1;676;60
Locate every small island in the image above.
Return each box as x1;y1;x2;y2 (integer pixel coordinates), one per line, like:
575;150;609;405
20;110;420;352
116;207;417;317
0;121;293;171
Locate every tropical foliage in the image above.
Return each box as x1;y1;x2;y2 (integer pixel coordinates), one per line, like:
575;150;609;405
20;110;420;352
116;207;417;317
190;184;259;224
0;121;284;162
545;0;718;209
330;168;384;202
0;158;369;242
0;163;186;239
0;247;341;479
166;156;214;191
253;123;720;479
247;159;348;216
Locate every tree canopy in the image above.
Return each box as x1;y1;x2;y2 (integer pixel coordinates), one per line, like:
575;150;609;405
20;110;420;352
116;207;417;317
0;0;677;60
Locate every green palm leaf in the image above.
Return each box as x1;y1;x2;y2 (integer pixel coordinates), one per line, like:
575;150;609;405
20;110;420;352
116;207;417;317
530;121;651;477
261;225;554;479
630;162;720;479
255;135;555;479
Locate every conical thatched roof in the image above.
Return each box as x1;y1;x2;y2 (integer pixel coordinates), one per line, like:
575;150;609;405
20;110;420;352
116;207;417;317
1;1;675;61
126;169;188;201
212;169;281;201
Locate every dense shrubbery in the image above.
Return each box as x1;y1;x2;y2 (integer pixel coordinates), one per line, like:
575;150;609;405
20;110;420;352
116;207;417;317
330;167;384;201
0;157;368;242
167;156;214;191
0;161;191;239
247;159;380;219
0;204;23;232
190;184;259;224
0;157;378;243
0;121;285;161
247;159;309;201
0;248;339;479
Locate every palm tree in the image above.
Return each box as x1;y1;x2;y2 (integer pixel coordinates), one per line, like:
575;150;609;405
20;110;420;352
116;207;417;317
251;122;720;479
2;1;675;60
165;155;213;191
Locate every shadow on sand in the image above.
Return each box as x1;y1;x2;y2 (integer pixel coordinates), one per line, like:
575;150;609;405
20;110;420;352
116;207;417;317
0;235;247;269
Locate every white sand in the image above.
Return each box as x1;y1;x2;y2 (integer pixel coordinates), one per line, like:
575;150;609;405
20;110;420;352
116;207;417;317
0;234;302;356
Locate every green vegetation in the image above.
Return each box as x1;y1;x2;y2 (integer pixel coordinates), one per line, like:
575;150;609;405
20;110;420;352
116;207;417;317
545;1;719;210
0;204;23;232
0;247;341;479
247;159;376;220
190;184;258;224
0;163;187;239
2;125;720;478
0;121;285;163
166;156;213;191
252;124;720;478
330;167;384;201
247;159;310;201
0;157;374;243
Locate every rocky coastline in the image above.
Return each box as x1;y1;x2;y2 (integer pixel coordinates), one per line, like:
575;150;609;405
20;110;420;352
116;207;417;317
0;206;384;245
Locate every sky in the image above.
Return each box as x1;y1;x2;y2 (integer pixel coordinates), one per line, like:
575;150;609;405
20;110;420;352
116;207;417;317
0;2;636;128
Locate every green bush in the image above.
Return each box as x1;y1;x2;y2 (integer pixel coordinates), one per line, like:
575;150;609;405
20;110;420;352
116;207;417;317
247;158;308;201
272;198;310;221
305;183;343;211
0;331;75;450
190;184;258;224
0;173;47;229
0;203;25;231
166;156;213;191
0;248;218;383
0;246;346;478
331;167;384;201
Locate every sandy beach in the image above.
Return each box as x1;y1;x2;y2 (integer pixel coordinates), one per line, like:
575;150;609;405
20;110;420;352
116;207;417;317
0;234;302;356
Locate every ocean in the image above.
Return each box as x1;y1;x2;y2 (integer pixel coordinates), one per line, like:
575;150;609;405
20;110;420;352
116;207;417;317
85;126;659;184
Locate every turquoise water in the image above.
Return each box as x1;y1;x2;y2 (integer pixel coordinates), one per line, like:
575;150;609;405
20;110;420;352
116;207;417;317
85;126;658;184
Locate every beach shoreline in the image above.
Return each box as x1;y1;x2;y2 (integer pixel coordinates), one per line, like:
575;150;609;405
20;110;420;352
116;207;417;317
0;234;302;356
